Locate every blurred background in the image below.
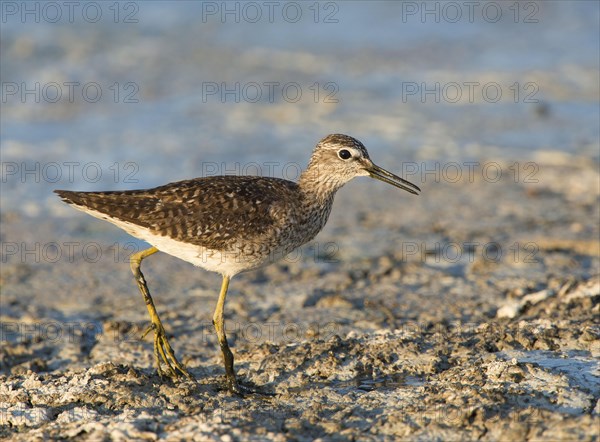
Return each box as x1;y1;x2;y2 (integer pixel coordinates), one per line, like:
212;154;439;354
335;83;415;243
1;1;598;321
2;1;598;215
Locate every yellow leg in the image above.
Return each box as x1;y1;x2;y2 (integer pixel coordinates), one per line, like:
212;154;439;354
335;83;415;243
213;275;241;393
130;246;192;380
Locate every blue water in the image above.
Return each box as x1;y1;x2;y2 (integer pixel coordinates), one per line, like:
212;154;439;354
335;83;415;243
1;1;598;212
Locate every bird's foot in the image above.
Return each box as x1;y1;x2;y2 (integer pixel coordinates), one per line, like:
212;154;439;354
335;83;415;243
224;375;274;397
142;322;195;382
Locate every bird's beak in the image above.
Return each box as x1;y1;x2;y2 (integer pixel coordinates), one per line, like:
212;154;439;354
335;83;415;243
365;161;421;195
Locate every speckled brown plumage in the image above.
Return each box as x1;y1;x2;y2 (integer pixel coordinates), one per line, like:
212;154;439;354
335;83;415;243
56;176;308;249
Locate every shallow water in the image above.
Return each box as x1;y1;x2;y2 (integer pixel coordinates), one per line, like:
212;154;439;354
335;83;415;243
1;1;598;215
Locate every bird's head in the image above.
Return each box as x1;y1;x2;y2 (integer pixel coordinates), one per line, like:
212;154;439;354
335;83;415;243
301;134;421;197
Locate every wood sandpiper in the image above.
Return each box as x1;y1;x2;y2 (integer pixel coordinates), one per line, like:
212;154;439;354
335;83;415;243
55;134;420;394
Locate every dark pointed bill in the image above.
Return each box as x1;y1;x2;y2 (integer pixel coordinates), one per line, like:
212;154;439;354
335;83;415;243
367;163;421;195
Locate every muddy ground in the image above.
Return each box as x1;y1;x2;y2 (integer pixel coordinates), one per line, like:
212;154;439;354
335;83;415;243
1;156;598;441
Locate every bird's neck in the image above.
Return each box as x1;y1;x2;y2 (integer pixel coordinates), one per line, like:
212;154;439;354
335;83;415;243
298;164;344;203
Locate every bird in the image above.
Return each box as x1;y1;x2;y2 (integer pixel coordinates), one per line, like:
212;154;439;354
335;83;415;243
55;134;420;394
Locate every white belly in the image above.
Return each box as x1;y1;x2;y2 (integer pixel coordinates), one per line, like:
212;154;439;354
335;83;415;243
140;229;270;276
69;204;279;277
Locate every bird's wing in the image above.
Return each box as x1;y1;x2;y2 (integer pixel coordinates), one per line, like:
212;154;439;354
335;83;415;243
55;176;300;250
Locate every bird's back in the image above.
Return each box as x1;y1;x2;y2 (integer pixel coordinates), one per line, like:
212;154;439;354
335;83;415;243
56;175;333;273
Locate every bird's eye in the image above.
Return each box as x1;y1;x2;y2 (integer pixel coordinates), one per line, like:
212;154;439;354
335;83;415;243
338;149;352;160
